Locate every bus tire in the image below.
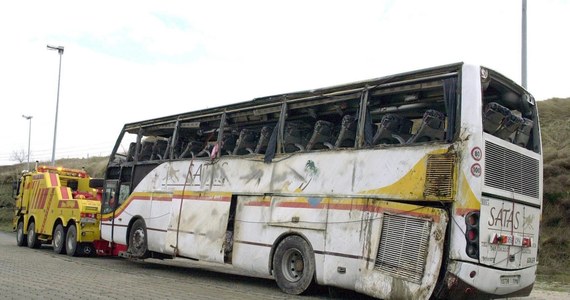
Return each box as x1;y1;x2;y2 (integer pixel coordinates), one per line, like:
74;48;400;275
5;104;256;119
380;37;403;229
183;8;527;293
16;220;27;247
27;221;41;249
66;224;79;256
53;224;67;254
128;219;149;259
273;235;316;295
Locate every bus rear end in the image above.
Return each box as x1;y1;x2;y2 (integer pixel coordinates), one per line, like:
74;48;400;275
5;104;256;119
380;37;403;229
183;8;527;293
437;65;542;299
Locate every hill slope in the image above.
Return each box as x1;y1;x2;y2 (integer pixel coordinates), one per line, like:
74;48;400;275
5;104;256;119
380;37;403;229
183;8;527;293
536;98;570;278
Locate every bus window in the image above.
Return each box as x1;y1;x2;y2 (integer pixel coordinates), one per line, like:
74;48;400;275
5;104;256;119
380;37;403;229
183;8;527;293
102;180;117;214
284;92;362;151
112;130;138;163
224;102;281;156
367;78;450;146
481;68;539;153
118;184;130;206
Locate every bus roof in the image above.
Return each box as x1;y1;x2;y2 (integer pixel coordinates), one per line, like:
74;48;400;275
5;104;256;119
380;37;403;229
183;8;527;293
123;62;465;132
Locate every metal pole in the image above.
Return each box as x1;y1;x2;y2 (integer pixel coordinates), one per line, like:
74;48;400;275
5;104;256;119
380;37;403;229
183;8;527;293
47;45;64;166
522;0;527;89
22;115;33;171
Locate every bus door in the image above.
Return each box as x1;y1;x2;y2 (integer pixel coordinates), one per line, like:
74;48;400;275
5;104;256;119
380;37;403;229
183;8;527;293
164;192;232;263
101;179;132;245
101;180;118;243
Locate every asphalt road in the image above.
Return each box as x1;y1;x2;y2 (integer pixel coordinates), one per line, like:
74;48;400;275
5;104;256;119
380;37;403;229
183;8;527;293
0;231;567;300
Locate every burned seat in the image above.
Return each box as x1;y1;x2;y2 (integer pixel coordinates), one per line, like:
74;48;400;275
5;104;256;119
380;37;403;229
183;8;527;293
254;126;273;154
138;141;154;161
407;110;446;143
196;142;215;158
150;139;168;160
179;140;205;158
305;120;335;151
512;118;534;147
334;115;357;148
219;131;239;156
494;113;523;140
233;128;259;155
483;102;511;134
283;122;312;153
126;142;136;161
372;114;413;145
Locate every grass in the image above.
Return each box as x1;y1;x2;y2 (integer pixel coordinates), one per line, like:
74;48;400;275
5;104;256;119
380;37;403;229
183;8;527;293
0;208;14;232
536;273;570;293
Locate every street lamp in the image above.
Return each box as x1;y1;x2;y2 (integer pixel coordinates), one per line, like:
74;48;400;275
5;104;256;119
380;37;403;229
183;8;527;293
47;45;64;166
22;115;33;171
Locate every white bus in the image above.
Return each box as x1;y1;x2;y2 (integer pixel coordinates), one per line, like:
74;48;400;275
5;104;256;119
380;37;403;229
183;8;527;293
100;62;542;299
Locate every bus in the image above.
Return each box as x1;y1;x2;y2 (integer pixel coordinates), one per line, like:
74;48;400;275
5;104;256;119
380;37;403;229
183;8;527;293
100;62;542;299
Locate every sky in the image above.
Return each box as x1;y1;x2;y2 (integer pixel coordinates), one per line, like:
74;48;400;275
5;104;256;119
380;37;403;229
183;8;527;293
0;0;569;166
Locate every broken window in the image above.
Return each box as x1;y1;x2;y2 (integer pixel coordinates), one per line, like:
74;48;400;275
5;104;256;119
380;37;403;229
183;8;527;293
481;68;539;153
110;65;462;165
366;77;453;147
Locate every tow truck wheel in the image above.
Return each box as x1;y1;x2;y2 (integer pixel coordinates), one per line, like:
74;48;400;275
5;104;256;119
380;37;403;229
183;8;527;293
53;224;67;254
16;220;27;247
128;219;149;259
27;221;41;249
65;224;79;257
83;244;95;256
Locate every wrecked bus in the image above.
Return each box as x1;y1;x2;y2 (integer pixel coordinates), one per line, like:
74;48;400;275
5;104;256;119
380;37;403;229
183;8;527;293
100;62;542;299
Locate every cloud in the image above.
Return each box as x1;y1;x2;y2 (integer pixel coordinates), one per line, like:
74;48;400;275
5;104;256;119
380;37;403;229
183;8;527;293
0;0;569;165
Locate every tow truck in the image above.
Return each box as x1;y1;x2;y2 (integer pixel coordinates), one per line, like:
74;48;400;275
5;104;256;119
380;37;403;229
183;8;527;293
12;164;115;256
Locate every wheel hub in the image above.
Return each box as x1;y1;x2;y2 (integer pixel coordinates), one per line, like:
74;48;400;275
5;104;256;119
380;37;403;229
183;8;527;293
293;258;304;272
282;249;305;282
133;229;144;248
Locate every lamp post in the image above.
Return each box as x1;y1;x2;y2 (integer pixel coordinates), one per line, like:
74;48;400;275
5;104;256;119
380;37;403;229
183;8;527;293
22;115;33;171
521;0;527;89
47;45;64;166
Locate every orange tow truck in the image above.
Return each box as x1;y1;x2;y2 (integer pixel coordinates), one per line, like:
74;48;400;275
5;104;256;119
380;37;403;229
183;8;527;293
13;165;113;256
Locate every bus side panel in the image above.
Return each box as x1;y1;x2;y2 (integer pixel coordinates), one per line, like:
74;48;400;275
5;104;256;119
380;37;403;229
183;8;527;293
146;192;173;253
165;193;231;263
231;196;326;279
354;204;448;300
109;195;152;245
231;196;275;276
322;198;375;290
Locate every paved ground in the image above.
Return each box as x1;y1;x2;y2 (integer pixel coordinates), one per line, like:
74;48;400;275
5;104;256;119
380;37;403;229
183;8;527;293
0;231;341;300
0;231;567;300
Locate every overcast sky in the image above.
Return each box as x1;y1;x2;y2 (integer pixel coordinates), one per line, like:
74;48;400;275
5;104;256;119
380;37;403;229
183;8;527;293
1;0;568;166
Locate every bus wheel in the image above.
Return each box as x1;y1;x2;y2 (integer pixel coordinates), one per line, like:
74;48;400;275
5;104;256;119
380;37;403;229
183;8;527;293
65;224;79;257
16;220;27;247
53;224;67;254
27;221;41;249
273;236;316;295
128;219;149;259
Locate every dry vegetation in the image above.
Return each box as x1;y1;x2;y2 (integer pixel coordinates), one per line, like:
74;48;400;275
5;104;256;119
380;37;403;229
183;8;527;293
536;97;570;282
0;98;569;278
